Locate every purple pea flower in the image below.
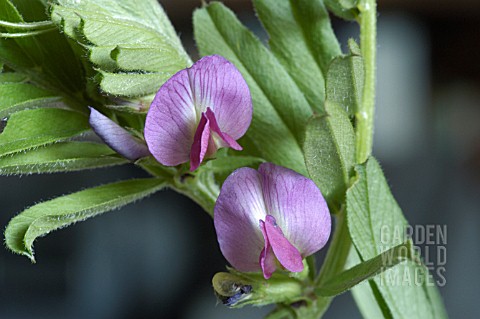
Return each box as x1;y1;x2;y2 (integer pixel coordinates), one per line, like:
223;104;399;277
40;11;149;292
144;55;253;171
214;163;331;279
89;107;150;161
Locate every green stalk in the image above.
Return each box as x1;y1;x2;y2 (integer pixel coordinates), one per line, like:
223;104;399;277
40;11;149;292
311;2;377;317
309;209;352;317
172;171;219;216
0;28;55;38
0;20;54;30
315;209;352;286
355;0;377;163
137;160;218;216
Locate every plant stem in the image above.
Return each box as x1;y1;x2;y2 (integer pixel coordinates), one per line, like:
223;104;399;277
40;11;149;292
0;20;54;30
307;209;352;317
172;171;219;216
0;28;56;38
138;160;218;216
315;209;352;286
355;0;377;164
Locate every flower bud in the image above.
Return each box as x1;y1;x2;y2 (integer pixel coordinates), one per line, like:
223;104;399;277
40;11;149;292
212;270;304;308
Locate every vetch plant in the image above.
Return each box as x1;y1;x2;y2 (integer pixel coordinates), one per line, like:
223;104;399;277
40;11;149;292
0;0;448;318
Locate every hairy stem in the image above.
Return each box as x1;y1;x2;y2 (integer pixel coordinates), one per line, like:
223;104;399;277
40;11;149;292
172;171;219;216
0;20;54;29
355;0;377;164
316;209;352;286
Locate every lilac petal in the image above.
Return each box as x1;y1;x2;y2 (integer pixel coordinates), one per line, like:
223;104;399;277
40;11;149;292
259;163;331;257
264;215;303;273
205;107;242;151
145;69;197;166
89;107;149;161
214;168;267;272
145;55;251;168
259;219;276;279
188;55;252;140
189;113;211;171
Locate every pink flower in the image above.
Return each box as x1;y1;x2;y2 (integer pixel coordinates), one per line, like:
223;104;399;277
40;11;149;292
144;55;252;171
214;163;331;279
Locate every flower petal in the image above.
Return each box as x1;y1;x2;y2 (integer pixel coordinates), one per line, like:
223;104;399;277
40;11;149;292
264;215;303;273
214;168;267;272
189;113;210;171
188;55;252;140
259;219;276;279
205;107;242;151
145;55;252;168
89;107;149;161
259;163;331;256
144;69;197;166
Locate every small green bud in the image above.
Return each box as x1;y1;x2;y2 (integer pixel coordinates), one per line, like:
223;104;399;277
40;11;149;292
212;272;253;307
212;270;304;308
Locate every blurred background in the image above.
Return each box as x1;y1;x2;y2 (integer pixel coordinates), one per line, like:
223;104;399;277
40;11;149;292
1;0;479;318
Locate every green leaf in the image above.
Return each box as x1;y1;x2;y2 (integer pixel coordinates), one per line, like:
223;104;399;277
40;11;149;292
346;248;388;318
98;71;168;97
253;0;341;111
346;158;448;319
5;177;166;261
80;18;167;46
0;108;89;157
202;154;265;185
304;101;355;205
194;2;310;174
51;0;191;97
111;46;187;73
89;46;117;71
0;0;85;96
326;39;365;116
0;82;60;118
348;38;361;55
347;158;407;256
105;94;155;114
316;241;415;296
324;0;359;20
289;0;342;74
204;155;264;173
0;71;28;83
0;142;128;175
52;0;184;47
340;0;360;8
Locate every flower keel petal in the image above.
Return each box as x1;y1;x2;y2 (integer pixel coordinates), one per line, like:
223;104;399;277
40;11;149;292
264;215;304;273
190;113;210;171
259;219;276;279
205;107;242;151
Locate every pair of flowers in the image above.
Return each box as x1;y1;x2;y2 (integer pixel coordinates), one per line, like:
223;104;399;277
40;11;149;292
89;55;331;279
